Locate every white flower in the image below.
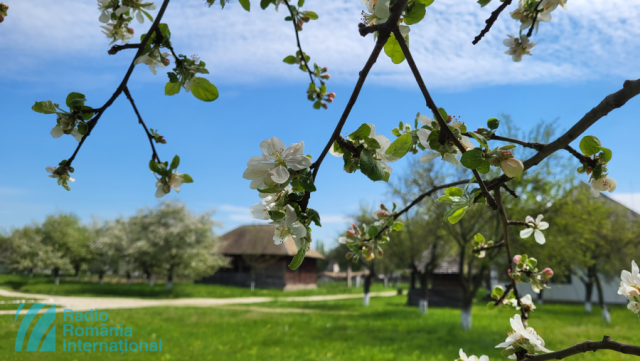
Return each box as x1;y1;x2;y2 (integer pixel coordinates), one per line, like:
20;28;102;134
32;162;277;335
273;205;307;245
100;21;134;44
328;124;397;174
243;137;312;188
155;172;184;198
629;302;640;314
538;0;567;13
618;261;640;301
503;34;536;62
360;0;390;26
510;0;552;31
134;51;171;75
457;349;489;361
520;215;549;245
130;1;156;23
590;177;617;197
496;314;551;358
46;166;75;190
97;0;113;23
417;128;474;167
519;294;536;311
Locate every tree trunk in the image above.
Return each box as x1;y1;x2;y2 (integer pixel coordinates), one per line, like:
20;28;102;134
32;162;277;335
29;268;34;278
53;268;60;285
410;266;417;290
461;298;473;330
166;270;173;290
126;272;131;285
148;274;156;287
592;268;610;323
584;280;593;313
74;264;81;281
363;264;375;306
347;264;352;287
538;289;544;305
418;271;429;314
98;273;104;285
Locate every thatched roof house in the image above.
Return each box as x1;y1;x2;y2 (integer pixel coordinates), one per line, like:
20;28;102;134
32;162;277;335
199;225;324;290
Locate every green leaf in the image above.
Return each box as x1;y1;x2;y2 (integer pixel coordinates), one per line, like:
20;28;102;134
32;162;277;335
349;123;371;140
238;0;250;11
404;2;426;25
142;10;154;22
385;133;412;158
445;187;464;197
447;206;468;224
170;155;180;170
65;92;86;108
360;149;385;182
486;301;496;310
165;81;181;96
468;132;488;149
417;0;434;5
460;148;485;169
474;233;485;242
190;78;219;102
181;174;194;183
32;100;59;114
487;117;500;130
77;123;88;136
384;33;406;64
579;135;601;156
283;55;297;64
305;11;318;19
306;208;321;227
365;137;381;150
149;160;164;175
299;176;317;192
288;246;307;270
158;23;171;40
477;161;491;174
368;225;379;238
437;108;448;122
298;0;305;6
392;222;404;231
597;146;612;162
260;0;271;9
269;210;286;221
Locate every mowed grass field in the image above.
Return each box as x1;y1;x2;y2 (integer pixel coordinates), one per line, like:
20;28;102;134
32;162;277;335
0;275;395;299
1;295;638;361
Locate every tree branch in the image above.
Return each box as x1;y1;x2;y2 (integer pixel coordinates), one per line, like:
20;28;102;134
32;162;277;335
107;43;141;55
472;0;513;45
391;27;497;210
472;241;504;254
283;0;314;84
122;86;161;162
525;336;640;361
66;0;173;167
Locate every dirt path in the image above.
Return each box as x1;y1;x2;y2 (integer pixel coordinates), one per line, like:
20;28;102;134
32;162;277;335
0;289;396;315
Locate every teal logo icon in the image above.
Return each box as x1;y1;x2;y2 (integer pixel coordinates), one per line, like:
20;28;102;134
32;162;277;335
14;304;56;352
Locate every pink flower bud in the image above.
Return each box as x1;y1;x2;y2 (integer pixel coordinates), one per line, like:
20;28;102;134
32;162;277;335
327;92;336;99
0;14;4;23
543;268;554;279
501;158;524;178
346;230;356;239
380;203;388;211
323;74;331;80
513;255;521;265
508;269;512;276
500;150;514;159
163;58;170;66
321;102;328;109
322;67;328;72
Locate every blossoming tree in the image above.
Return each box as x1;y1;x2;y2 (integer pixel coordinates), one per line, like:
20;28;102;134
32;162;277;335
10;0;640;359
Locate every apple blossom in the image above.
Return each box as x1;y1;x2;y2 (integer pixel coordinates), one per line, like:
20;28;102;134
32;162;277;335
542;268;554;279
97;0;114;23
618;261;640;315
496;314;551;358
122;1;157;24
590;176;617;197
50;114;84;142
273;205;307;245
520;215;549;245
513;255;522;265
519;294;536;312
538;0;567;13
503;34;536;62
456;349;489;361
46;166;75;191
155;171;186;198
243;137;312;188
101;21;134;44
135;49;171;75
360;0;390;26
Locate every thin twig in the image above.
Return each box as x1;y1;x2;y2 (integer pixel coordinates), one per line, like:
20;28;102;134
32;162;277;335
472;0;513;45
391;27;497;209
493;284;513;306
502;184;519;198
123;86;161;162
472;241;504;254
108;43;141;55
526;8;540;38
66;0;172;167
284;0;314;83
525;336;640;361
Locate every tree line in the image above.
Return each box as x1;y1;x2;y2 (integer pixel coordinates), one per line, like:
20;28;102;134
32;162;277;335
0;202;226;289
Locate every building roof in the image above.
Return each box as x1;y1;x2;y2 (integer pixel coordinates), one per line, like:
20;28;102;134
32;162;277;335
218;225;325;259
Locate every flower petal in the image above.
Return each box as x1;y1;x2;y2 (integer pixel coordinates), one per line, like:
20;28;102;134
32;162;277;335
534;230;546;245
443;153;461;166
50;126;64;138
520;228;534;239
420;152;439;165
269;165;290;184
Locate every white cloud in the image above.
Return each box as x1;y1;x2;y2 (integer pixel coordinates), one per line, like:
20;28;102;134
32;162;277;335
217;204;250;213
320;214;355;224
608;193;640;214
2;0;640;88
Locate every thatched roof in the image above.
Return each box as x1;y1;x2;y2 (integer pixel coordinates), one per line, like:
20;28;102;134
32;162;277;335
218;225;325;259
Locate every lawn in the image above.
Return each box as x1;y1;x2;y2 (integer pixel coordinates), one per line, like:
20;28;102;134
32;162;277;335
0;274;398;299
1;295;638;361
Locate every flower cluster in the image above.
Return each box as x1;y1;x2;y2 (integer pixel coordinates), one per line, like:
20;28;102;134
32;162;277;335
455;349;488;361
618;260;640;316
101;20;135;44
165;54;218;102
417;111;475;167
32;93;95;143
149;128;166;144
329;123;399;182
496;314;551;358
472;233;494;258
0;3;8;23
244;137;321;269
519;214;549;244
510;254;553;293
502;0;567;61
149;156;193;198
98;0;156;24
339;204;403;262
45;162;75;191
283;50;333;110
135;47;171;75
576;135;616;197
488;286;536;314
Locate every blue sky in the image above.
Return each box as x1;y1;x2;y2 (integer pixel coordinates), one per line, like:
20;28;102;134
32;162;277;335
1;0;639;249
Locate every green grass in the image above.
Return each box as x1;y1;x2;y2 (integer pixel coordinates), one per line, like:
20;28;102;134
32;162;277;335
0;296;49;311
1;296;637;361
0;274;399;299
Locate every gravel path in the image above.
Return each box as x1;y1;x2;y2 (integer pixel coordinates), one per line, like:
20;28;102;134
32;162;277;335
0;289;396;315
